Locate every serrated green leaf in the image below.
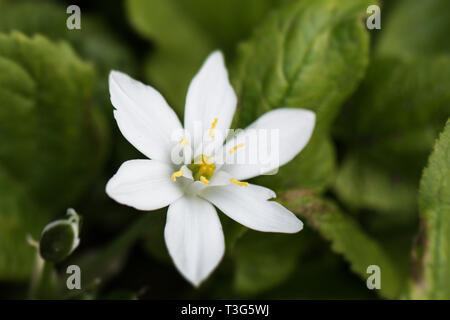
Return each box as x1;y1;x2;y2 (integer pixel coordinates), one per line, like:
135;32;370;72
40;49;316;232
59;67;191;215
0;32;107;210
0;0;135;114
232;0;371;131
377;0;450;57
410;119;450;299
280;190;404;298
0;0;134;76
230;0;371;191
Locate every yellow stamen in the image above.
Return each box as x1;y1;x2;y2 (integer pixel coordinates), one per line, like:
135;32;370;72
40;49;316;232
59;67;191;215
229;143;244;154
230;178;249;187
171;169;184;181
201;154;213;164
209;118;219;137
179;138;189;146
200;176;209;185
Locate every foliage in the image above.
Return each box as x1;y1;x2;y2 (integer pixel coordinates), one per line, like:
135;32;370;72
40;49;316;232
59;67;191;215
0;0;449;300
280;190;404;298
410;120;450;299
0;31;107;282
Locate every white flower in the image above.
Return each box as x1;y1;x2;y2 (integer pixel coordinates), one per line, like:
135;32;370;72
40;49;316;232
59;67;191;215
106;51;316;286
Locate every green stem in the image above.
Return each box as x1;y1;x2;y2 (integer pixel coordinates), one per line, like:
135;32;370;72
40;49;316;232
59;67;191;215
28;249;56;299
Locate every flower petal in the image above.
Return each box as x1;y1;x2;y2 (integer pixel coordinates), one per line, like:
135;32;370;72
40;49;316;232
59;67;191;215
109;71;182;162
209;170;232;187
201;184;302;233
165;196;225;287
222;108;315;180
106;160;183;211
184;51;237;150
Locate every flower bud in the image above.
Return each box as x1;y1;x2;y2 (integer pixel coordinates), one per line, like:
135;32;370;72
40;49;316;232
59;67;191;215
39;208;80;263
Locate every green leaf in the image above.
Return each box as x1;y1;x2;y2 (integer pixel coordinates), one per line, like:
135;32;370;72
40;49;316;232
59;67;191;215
0;32;107;281
258;249;377;299
0;0;69;40
0;0;135;114
0;32;108;211
254;134;336;193
336;56;450;162
334;56;450;213
410;119;450;299
280;190;404;299
334;154;417;215
377;0;450;57
0;166;48;281
230;0;371;191
232;229;310;295
126;0;286;113
0;0;134;76
232;0;371;131
126;0;212;53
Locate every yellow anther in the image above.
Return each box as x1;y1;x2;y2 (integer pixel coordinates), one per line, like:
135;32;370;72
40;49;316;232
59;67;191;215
230;178;249;187
171;169;184;181
179;138;189;146
200;176;209;185
229;143;245;154
209;118;219;137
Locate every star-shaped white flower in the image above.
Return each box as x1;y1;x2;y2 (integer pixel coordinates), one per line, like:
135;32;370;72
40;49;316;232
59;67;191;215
106;51;315;286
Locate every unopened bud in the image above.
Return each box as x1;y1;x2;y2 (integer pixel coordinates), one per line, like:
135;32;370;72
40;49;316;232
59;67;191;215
39;208;80;263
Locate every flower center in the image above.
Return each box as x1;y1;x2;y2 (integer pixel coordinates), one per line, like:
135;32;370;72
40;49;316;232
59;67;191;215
188;154;216;184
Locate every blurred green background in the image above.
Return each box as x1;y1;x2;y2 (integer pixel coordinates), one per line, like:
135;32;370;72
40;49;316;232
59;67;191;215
0;0;449;299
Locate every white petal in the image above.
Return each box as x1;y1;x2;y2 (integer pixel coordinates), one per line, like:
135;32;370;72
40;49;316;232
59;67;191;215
201;184;302;233
242;183;277;201
165;196;225;286
106;160;183;211
222;108;315;180
180;165;194;180
182;171;231;197
184;51;237;150
209;170;232;187
185;180;208;196
109;71;182;162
